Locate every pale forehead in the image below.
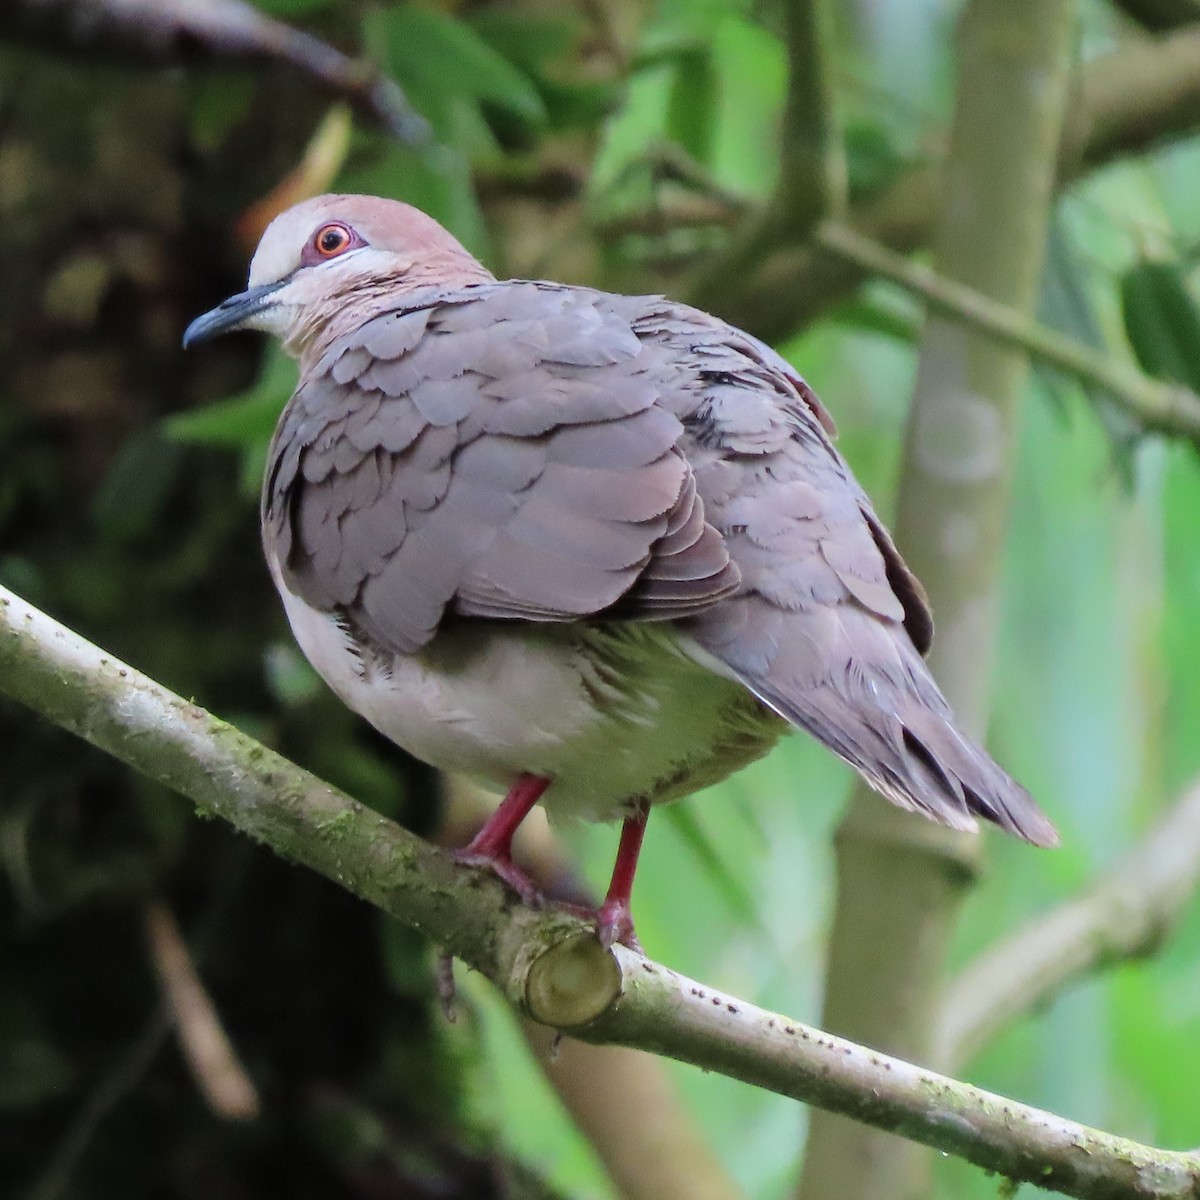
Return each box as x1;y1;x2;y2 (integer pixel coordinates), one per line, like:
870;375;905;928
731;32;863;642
247;194;443;286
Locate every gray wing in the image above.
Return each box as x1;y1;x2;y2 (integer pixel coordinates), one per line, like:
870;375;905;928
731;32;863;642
263;282;738;655
623;301;1056;846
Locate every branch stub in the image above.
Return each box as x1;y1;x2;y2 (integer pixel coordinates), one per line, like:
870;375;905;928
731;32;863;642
524;931;623;1028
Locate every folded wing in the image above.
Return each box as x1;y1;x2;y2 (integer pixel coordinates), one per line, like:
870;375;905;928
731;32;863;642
262;283;739;656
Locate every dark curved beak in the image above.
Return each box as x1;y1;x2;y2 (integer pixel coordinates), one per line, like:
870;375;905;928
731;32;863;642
182;280;286;348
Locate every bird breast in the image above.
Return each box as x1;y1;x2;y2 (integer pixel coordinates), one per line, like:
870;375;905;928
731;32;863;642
270;557;784;823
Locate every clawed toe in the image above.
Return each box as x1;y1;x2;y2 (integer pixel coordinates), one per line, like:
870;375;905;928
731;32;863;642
452;774;551;907
595;898;642;953
453;848;544;907
554;899;642;951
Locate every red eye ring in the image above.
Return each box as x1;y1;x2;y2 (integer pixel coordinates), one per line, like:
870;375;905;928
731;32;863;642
301;222;363;265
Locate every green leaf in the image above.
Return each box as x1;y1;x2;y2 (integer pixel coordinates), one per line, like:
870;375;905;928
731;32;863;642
637;2;725;64
249;0;336;15
662;802;765;933
1040;219;1139;474
91;431;183;545
465;10;618;133
667;49;718;164
164;391;281;447
165;348;296;448
845;119;909;200
463;11;577;77
709;13;786;197
830;294;921;343
372;6;547;127
186;73;257;152
0;1000;74;1111
377;919;432;999
1120;259;1200;393
537;78;623;132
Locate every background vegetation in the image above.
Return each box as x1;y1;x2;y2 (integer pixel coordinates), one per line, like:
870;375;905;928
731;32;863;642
2;1;1200;1198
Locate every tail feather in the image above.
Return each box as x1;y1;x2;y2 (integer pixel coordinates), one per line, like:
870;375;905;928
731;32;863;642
694;600;1058;848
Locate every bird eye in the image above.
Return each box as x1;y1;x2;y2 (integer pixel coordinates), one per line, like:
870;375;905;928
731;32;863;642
313;223;353;258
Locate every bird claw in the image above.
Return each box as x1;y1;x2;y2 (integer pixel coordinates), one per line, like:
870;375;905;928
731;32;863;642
595;898;642;953
532;897;643;951
435;951;457;1022
452;848;544;908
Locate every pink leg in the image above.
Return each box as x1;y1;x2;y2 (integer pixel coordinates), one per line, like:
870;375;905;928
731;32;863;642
596;801;650;950
455;774;551;904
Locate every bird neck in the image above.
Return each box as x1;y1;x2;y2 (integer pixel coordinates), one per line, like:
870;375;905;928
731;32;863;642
292;256;495;366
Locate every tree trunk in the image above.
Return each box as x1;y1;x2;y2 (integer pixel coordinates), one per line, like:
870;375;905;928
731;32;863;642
797;2;1081;1197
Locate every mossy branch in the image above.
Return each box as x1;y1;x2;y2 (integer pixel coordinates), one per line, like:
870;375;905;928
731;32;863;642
777;0;846;227
1;583;1198;1199
813;220;1200;442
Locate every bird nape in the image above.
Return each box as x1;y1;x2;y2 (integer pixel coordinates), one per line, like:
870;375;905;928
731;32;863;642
184;192;1057;951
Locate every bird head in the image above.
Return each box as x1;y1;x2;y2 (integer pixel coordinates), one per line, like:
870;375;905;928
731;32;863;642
183;194;494;357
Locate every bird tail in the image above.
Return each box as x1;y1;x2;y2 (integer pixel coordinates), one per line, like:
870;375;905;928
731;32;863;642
692;600;1058;847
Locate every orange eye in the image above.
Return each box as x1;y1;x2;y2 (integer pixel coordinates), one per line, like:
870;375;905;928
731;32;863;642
313;223;353;257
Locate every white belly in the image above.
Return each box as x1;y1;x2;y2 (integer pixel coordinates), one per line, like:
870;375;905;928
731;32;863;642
271;565;782;823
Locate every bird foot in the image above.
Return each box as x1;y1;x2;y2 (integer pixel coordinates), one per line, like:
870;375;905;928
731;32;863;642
590;801;648;952
452;847;544;908
435;951;458;1022
451;774;551;908
550;899;642;952
595;897;642;953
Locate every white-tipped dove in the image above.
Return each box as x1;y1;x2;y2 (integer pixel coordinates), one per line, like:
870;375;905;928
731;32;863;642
185;194;1056;948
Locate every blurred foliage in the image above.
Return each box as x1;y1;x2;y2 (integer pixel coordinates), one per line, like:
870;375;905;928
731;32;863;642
2;1;1200;1199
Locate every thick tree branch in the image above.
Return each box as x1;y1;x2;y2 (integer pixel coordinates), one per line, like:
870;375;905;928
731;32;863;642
686;27;1200;340
939;779;1200;1071
777;0;847;228
7;0;429;144
1069;25;1200;170
1;592;1199;1197
813;220;1200;441
685;0;846;316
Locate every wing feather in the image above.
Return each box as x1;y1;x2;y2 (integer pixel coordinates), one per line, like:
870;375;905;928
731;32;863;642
263;283;737;656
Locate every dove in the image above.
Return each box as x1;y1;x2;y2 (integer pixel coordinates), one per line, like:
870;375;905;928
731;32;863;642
184;194;1056;949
